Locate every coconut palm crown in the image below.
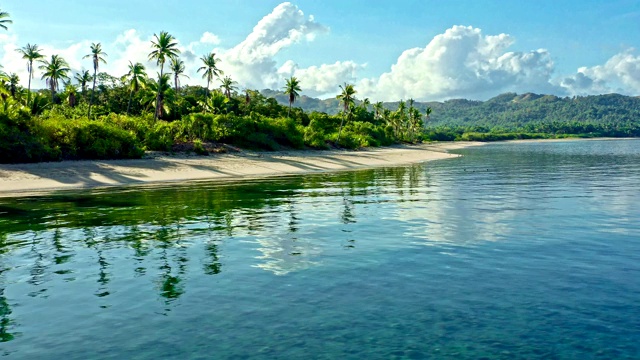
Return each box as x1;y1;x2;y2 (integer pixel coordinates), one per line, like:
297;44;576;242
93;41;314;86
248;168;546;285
16;43;45;104
39;55;71;101
283;76;301;118
197;52;223;96
0;10;12;31
149;31;180;119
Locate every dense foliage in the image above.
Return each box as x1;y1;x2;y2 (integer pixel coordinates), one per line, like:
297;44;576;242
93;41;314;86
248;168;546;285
0;81;428;163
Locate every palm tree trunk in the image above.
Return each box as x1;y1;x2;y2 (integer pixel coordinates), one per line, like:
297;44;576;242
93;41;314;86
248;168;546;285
127;89;133;115
288;102;292;118
155;65;163;120
337;113;345;144
88;69;97;118
27;63;32;105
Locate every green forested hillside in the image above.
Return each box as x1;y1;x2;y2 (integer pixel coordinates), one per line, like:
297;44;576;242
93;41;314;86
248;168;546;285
425;93;640;128
268;91;640;139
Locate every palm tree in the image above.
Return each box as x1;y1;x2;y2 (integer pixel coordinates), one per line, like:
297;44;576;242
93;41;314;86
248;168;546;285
373;101;384;120
424;106;432;121
197;52;223;97
395;100;407;138
0;10;11;30
361;97;371;110
336;83;357;143
39;55;71;102
63;82;78;108
220;76;237;100
149;31;180;120
123;61;147;114
83;43;107;118
169;57;188;94
197;89;228;114
7;73;19;98
141;73;173;118
283;76;301;118
15;44;45;105
74;70;92;99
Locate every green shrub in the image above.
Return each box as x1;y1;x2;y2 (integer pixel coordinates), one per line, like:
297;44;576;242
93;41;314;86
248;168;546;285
193;139;208;155
145;121;176;151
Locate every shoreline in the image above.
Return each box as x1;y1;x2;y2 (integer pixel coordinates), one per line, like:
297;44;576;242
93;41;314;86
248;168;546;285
0;142;482;198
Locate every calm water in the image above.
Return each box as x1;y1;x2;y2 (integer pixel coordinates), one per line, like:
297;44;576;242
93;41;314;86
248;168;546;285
1;139;639;359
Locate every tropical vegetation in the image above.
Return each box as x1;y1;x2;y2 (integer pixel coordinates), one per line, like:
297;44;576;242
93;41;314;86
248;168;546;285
0;8;638;164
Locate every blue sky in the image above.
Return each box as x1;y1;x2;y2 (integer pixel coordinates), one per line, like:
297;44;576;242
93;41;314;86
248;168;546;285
3;0;640;101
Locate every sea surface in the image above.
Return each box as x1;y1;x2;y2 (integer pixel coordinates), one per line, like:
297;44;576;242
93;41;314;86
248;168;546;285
0;139;639;359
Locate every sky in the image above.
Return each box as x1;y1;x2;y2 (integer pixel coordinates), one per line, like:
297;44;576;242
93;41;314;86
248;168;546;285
2;0;640;101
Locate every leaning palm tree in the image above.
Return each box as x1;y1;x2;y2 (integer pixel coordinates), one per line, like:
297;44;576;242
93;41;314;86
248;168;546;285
123;61;147;114
197;52;223;97
336;83;357;143
16;44;45;105
219;76;237;100
283;76;301;118
0;10;11;30
83;43;107;118
149;31;180;120
74;70;92;99
39;55;71;102
169;57;188;94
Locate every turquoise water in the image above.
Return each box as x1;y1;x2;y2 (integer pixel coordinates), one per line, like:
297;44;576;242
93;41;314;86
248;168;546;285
1;139;639;359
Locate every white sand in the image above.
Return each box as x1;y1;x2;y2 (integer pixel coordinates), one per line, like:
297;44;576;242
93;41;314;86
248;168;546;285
0;142;482;197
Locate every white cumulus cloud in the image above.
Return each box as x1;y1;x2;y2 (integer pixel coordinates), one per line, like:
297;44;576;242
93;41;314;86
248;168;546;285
277;60;361;96
220;2;328;90
200;32;221;45
560;50;640;96
359;25;559;101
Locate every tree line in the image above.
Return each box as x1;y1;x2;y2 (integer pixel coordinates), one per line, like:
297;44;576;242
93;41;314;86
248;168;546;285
0;9;440;164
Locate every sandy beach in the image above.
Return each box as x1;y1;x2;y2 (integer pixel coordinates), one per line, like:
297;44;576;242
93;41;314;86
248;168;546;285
0;142;481;197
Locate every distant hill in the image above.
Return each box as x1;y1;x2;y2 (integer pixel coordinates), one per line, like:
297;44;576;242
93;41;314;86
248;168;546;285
261;89;341;114
262;90;640;128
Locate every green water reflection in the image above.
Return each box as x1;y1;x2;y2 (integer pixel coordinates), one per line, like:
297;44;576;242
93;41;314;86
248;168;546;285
0;167;427;343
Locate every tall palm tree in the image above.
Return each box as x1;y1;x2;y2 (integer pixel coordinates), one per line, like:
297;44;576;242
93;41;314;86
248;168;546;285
283;76;301;118
83;43;107;118
16;44;45;105
39;55;71;102
220;76;237;100
336;83;357;142
0;10;11;30
197;52;223;97
74;70;92;99
169;57;188;94
123;61;147;115
149;31;180;120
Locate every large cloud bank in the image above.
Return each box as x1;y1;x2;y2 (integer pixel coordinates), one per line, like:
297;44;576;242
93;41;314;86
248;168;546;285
1;2;639;101
359;26;558;100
